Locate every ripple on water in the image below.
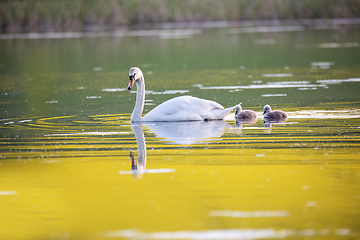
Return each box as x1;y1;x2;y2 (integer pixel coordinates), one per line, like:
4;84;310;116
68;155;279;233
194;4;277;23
86;96;102;99
261;94;287;97
104;228;287;239
194;77;360;91
18;119;32;124
103;227;352;239
209;210;290;218
289;109;360;119
0;191;17;195
130;90;189;95
195;81;321;90
118;169;175;175
262;73;293;77
316;78;360;84
102;88;126;92
317;42;359;48
44;131;129;137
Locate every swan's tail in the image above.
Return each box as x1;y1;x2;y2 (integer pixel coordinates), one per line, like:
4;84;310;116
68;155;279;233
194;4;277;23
226;102;242;112
206;103;242;120
220;103;242;118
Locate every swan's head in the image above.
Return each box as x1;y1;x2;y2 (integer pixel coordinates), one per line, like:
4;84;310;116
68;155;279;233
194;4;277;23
234;105;242;117
263;105;271;115
128;67;143;90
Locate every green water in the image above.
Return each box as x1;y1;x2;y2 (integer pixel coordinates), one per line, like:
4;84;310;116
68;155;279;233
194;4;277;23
0;25;360;239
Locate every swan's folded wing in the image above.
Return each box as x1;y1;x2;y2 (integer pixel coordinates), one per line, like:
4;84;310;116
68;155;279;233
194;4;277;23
142;96;225;121
144;96;192;117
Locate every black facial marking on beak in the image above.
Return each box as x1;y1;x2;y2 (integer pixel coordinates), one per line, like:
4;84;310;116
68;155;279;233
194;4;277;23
127;74;135;90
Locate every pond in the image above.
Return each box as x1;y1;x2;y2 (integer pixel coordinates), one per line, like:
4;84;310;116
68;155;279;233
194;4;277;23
0;23;360;239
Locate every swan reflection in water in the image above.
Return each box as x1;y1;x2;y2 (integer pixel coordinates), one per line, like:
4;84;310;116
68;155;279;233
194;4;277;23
121;123;147;178
124;120;233;177
125;118;288;176
143;120;229;145
127;119;279;177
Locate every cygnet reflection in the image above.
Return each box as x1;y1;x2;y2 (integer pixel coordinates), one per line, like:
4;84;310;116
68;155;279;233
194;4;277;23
235;118;257;128
263;118;287;133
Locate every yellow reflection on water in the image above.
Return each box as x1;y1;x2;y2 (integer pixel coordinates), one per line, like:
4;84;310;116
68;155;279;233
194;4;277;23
0;115;359;239
0;148;359;239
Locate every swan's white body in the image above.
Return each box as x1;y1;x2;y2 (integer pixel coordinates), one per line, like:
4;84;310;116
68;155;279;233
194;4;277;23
128;67;238;122
142;95;236;121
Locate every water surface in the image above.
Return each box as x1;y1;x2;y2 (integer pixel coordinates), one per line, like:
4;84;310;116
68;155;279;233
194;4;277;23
0;24;360;239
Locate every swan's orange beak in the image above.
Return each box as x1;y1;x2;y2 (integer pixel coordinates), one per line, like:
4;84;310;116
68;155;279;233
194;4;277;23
128;75;135;90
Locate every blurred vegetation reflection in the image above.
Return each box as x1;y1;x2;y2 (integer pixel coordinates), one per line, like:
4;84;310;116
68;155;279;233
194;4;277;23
1;0;360;32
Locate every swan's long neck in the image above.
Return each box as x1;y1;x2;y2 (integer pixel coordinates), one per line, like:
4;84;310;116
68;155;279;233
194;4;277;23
131;77;145;122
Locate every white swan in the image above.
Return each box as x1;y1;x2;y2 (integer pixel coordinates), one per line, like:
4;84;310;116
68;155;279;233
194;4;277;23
127;67;239;122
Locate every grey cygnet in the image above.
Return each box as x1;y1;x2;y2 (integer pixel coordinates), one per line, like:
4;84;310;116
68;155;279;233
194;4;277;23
235;105;257;120
263;104;287;120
